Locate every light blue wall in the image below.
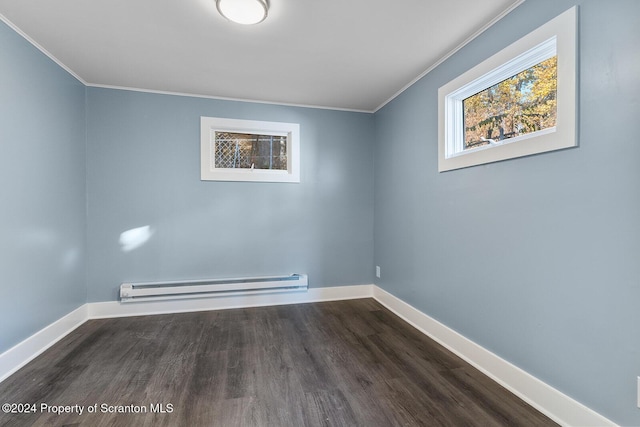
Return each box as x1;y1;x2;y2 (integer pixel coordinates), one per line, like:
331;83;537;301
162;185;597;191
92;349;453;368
373;0;640;425
0;22;86;353
85;88;374;302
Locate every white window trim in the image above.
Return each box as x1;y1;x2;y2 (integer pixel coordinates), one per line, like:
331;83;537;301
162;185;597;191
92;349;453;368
200;116;300;183
438;6;577;172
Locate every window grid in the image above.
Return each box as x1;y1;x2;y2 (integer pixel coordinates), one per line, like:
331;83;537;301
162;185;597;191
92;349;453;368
214;132;287;170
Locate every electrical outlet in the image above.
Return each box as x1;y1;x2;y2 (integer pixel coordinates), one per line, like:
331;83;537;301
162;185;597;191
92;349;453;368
375;266;381;278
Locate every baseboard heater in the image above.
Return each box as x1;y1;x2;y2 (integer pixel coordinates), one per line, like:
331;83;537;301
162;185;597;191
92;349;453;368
120;273;308;303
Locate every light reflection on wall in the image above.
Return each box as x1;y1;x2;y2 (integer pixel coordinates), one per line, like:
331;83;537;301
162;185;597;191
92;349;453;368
61;248;79;271
119;225;154;252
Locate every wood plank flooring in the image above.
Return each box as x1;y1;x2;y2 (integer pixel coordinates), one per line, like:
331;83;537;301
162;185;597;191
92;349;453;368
0;299;557;426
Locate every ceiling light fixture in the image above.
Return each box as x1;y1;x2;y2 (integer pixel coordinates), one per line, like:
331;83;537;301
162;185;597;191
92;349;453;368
216;0;269;25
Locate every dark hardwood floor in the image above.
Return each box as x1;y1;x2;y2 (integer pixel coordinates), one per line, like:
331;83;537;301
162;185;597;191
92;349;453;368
0;299;557;426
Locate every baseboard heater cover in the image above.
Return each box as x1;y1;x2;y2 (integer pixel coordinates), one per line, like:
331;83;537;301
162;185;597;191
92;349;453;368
120;274;308;303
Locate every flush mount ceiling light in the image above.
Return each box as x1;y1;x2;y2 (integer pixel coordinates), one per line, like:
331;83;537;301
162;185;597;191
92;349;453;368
216;0;269;25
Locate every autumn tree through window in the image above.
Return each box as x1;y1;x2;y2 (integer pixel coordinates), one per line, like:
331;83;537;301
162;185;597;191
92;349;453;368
438;6;576;172
463;56;557;150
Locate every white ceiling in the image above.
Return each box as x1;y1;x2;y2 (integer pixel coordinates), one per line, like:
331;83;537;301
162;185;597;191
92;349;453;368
0;0;521;112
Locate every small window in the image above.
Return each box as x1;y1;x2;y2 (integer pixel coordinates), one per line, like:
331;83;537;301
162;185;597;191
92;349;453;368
463;55;557;150
214;132;288;171
201;117;300;182
438;6;576;172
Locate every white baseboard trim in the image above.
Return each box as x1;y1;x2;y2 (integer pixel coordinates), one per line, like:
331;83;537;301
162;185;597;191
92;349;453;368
88;284;374;319
0;304;89;383
371;286;616;427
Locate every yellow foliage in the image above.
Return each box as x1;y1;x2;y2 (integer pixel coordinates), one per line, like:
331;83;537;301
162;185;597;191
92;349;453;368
463;56;557;149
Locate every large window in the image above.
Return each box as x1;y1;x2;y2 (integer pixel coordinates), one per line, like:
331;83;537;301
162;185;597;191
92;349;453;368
201;117;300;182
438;6;576;172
